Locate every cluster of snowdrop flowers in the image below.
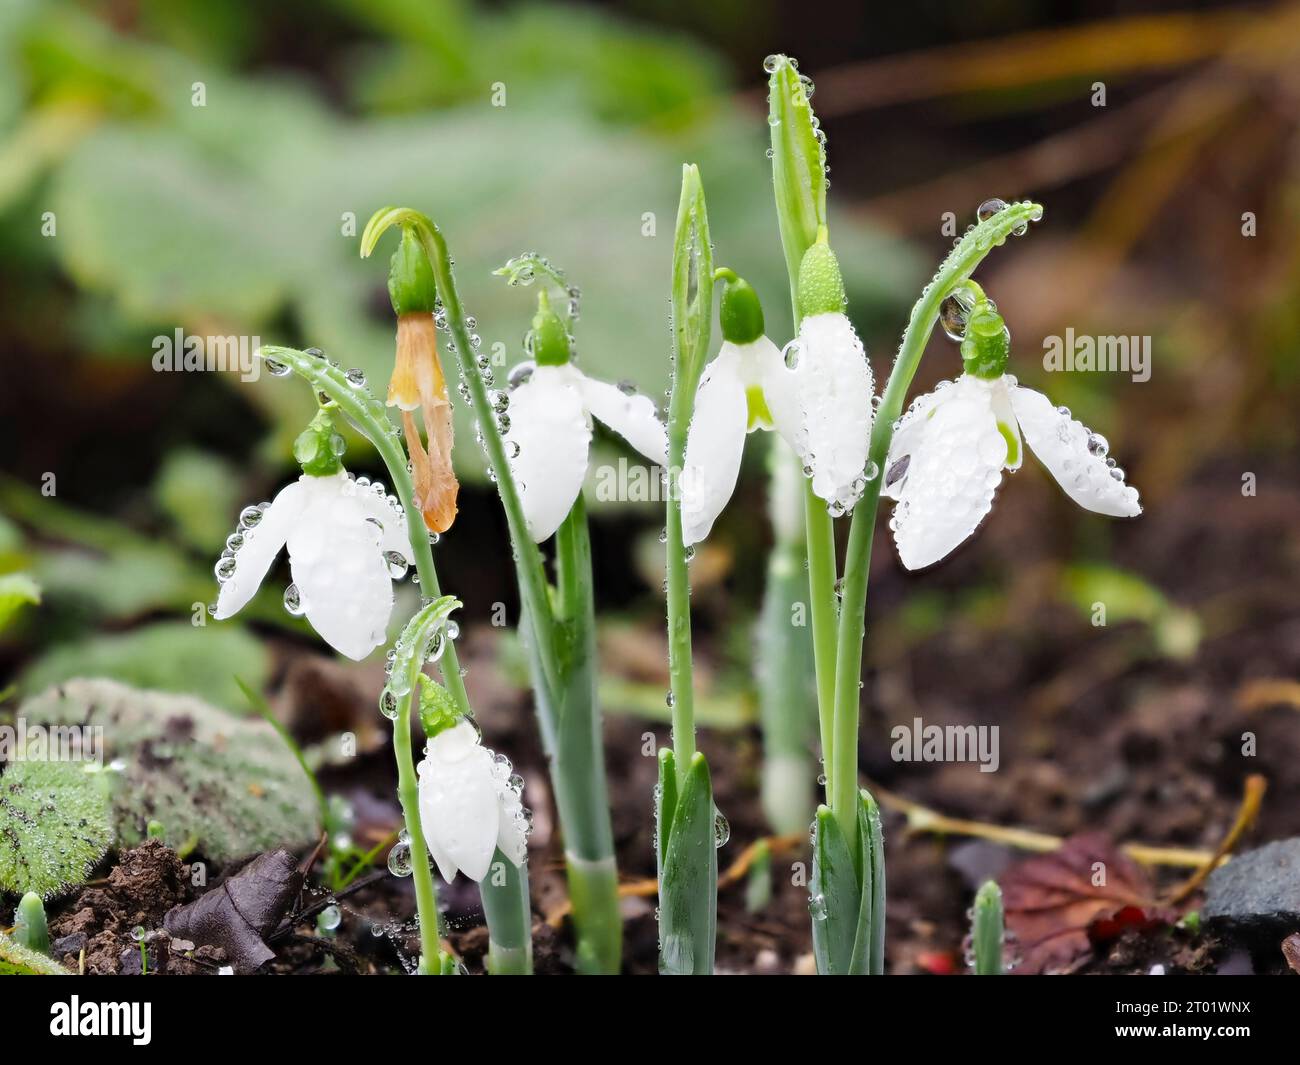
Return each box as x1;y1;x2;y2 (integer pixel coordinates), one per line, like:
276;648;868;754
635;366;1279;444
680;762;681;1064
502;290;667;542
680;238;874;544
212;408;410;660
881;285;1142;569
417;719;529;883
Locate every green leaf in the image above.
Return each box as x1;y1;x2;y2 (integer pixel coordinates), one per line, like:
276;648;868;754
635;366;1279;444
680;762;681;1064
655;747;677;869
13;891;50;954
656;751;717;976
669;162;714;396
972;879;1004;975
810;790;886;975
810;804;868;975
0;930;68;975
0;572;40;632
767;55;826;306
19;620;270;711
19;678;319;862
0;759;114;899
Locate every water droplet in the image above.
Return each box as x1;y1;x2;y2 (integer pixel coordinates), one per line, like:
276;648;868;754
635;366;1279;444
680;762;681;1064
940;289;977;342
387;841;413;877
763;54;781;73
283;583;305;616
1086;432;1109;458
977;198;1009;223
665;691;675;708
345;368;367;388
782;339;802;370
379;688;399;720
239;505;264;529
266;358;290;377
131;925;147;943
808;894;828;920
713;811;730;848
385;550;409;579
318;904;342;931
214;556;237;583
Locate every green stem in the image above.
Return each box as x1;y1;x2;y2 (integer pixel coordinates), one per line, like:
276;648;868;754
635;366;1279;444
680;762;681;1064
829;201;1044;840
394;693;444;971
756;441;818;833
665;166;713;788
551;496;621;974
361;209;620;973
480;847;533;975
255;346;468;974
804;484;839;796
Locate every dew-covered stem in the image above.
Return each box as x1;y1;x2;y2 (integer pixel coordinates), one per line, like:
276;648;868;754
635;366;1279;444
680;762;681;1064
829;200;1044;840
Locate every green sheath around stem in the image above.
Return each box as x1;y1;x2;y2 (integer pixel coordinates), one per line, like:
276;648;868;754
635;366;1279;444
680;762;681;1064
480;847;534;975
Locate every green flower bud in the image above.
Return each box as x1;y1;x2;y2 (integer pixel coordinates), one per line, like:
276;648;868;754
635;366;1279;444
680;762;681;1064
388;226;437;316
14;892;50;955
960;299;1010;380
417;674;463;738
796;232;846;320
530;290;571;366
294;407;344;477
718;271;765;345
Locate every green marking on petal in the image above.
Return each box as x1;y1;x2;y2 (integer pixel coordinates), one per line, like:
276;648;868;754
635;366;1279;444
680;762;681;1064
997;420;1019;467
746;384;774;431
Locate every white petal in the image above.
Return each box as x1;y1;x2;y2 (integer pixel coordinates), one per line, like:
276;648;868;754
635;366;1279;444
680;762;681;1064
495;783;528;869
881;383;950;501
794;312;874;512
418;723;501;884
213;478;305;620
503;366;591;542
741;336;803;450
990;376;1023;471
577;371;668;467
286;473;393;660
351;480;415;562
891;376;1008;570
680;344;748;546
1010;387;1142;517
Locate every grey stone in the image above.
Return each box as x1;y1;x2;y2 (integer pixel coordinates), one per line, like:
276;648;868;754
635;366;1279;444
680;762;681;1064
1203;838;1300;930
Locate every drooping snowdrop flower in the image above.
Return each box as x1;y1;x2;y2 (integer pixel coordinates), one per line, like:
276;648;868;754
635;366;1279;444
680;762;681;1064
787;233;874;516
503;291;667;542
212;410;410;660
417;719;529;883
679;272;804;545
386;226;459;534
881;291;1142;570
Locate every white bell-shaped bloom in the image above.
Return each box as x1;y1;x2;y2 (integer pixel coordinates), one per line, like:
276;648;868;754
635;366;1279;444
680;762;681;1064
417;720;529;883
788;310;875;515
882;374;1142;570
504;362;667;542
213;470;409;660
680;335;802;545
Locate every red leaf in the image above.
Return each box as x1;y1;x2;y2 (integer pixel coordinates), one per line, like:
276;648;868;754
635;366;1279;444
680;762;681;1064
999;833;1172;974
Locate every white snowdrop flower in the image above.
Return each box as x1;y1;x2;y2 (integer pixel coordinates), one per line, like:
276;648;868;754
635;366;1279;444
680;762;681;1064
882;294;1141;571
503;293;667;542
213;413;410;660
788;235;874;515
417;720;529;883
680;273;802;545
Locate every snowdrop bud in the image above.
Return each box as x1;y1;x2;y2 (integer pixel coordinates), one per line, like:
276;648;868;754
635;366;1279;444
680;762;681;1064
529;290;571;366
388;225;437;315
796;230;846;321
293;408;343;477
418;720;530;883
718;271;765;345
960;298;1011;380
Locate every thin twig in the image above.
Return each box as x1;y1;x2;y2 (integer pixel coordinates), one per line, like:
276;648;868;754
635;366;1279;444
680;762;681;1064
1164;774;1267;906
